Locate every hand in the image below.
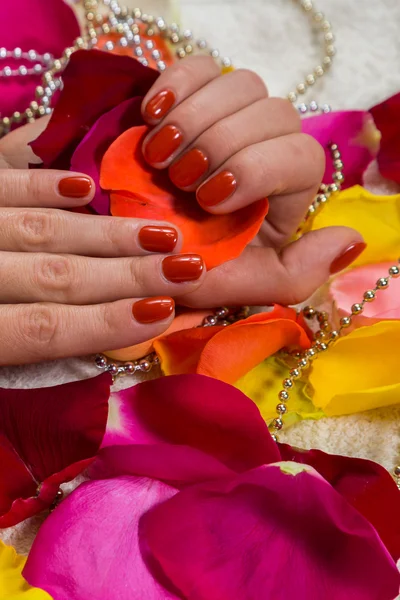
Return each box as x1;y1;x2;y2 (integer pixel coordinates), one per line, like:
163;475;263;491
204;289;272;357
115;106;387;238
141;56;365;307
0;122;208;366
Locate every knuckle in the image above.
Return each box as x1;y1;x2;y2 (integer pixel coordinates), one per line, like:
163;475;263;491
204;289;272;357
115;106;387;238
27;170;45;205
172;55;218;82
128;257;146;291
102;218;127;255
99;302;118;336
33;254;74;298
20;303;58;350
17;209;55;250
271;98;302;132
206;120;238;155
235;69;268;96
300;133;326;177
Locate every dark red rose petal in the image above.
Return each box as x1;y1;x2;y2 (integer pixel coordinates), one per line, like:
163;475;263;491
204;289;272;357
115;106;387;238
370;92;400;185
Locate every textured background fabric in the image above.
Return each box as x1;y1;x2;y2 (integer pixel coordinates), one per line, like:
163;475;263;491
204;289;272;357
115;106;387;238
1;0;399;552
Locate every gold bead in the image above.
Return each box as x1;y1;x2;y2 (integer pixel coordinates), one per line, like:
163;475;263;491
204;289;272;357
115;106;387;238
283;378;293;389
63;47;74;59
301;0;313;11
276;403;288;414
376;277;389;289
319;320;330;331
315;330;327;340
351;303;363;315
298;357;309;368
272;418;283;430
314;65;324;77
306;74;316;85
333;171;344;183
303;306;316;319
363;290;376;301
185;44;193;54
324;32;334;43
278;390;289;401
296;83;307;94
334;159;343;170
38;105;46;116
176;48;186;59
327;183;339;193
389;266;400;277
315;341;328;351
317;311;329;323
306;348;317;359
326;45;336;57
25;108;34;119
29;101;39;112
313;11;324;22
102;23;111;34
340;316;352;328
271;433;279;443
323;56;332;68
12;111;22;122
171;33;180;44
290;368;301;379
322;20;331;31
44;71;53;82
35;86;45;98
330;330;340;340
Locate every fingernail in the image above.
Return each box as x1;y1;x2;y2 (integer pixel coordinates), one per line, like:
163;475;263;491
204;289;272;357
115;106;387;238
58;176;92;198
132;296;175;324
169;148;209;188
138;225;178;253
143;125;183;164
197;171;237;207
329;242;367;274
144;90;176;120
162;254;204;283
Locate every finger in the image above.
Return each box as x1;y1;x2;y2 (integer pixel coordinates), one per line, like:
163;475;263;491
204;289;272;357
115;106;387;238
0;208;182;256
177;227;365;308
142;68;268;168
196;133;325;238
169;98;300;190
0;297;175;365
0;168;95;208
0;252;205;304
0;116;50;169
141;55;221;124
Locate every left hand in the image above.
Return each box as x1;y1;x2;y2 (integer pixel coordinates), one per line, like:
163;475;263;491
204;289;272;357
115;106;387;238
141;56;365;307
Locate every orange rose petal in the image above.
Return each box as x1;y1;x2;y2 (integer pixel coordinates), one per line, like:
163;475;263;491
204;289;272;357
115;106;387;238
95;31;174;69
100;126;269;269
154;307;311;384
105;309;210;361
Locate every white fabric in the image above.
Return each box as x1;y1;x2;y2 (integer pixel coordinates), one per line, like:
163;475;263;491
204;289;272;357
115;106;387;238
1;0;399;552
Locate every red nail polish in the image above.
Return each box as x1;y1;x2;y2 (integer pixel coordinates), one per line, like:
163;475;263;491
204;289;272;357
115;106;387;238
197;171;237;207
169;148;209;188
329;242;367;274
162;254;204;283
58;176;92;198
144;90;176;120
132;296;175;324
143;125;183;165
138;226;178;253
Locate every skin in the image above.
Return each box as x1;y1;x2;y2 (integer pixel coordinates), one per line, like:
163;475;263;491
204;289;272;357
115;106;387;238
0;56;363;365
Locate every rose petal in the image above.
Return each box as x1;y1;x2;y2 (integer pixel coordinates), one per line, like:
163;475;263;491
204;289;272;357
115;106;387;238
30;50;158;169
0;374;111;526
102;374;280;470
279;444;400;561
154;306;310;383
0;540;53;600
23;477;179;600
70;97;145;214
370;92;400;184
94;30;175;70
302;111;378;188
330;262;400;323
0;0;80;119
142;464;400;600
100;126;269;269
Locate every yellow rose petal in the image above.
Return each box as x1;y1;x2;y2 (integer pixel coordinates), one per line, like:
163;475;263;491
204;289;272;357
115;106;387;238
311;185;400;267
308;320;400;416
235;357;325;426
0;541;52;599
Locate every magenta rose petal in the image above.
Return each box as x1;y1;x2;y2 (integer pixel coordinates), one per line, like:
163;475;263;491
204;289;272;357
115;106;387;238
278;443;400;561
0;0;80;118
0;373;111;527
90;444;234;486
24;477;179;600
142;464;400;600
102;374;280;471
302;111;378;188
70;97;144;215
30;50;158;170
370;91;400;184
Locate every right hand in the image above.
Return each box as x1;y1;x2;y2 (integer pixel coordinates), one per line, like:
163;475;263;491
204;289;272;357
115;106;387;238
0;125;206;366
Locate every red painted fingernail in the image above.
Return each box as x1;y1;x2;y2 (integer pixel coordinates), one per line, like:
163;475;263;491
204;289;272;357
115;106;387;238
144;90;176;120
138;226;178;253
197;171;237;207
132;296;175;323
329;242;367;274
143;125;183;164
58;176;92;198
162;254;204;283
169;148;209;188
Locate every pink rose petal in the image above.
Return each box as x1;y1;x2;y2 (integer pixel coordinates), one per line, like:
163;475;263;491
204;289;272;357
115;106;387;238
142;464;400;600
302;111;378;188
24;477;179;600
102;374;280;470
70;97;144;215
0;0;80;119
330;262;400;324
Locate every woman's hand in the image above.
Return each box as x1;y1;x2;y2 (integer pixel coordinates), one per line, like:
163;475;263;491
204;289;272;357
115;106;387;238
141;56;365;307
0;128;208;365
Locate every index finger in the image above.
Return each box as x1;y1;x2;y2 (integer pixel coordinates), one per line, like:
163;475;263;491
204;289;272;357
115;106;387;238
141;55;220;124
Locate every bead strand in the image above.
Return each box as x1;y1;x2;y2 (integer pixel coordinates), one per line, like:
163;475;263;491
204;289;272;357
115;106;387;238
287;0;336;104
